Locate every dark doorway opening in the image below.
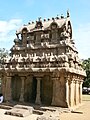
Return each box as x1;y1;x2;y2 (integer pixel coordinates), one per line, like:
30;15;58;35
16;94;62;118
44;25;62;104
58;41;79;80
24;76;37;103
31;77;37;103
41;75;53;105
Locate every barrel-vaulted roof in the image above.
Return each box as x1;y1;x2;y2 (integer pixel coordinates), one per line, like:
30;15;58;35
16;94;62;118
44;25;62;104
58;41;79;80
16;16;71;34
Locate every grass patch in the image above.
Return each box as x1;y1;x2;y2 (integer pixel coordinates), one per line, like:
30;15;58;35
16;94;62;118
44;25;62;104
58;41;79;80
82;94;90;101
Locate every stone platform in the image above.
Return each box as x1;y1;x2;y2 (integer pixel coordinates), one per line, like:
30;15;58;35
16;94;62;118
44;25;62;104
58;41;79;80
3;103;71;119
5;104;33;117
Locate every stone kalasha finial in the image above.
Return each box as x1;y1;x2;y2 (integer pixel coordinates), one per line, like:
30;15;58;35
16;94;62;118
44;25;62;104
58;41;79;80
56;15;59;19
28;20;31;24
43;19;46;22
48;18;50;21
38;17;41;21
52;17;55;21
67;9;70;17
61;14;64;18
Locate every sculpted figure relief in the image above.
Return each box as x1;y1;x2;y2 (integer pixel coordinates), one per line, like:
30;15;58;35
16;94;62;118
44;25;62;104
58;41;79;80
60;27;68;39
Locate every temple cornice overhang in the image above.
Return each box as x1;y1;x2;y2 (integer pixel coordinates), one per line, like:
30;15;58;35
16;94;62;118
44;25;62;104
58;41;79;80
0;67;86;77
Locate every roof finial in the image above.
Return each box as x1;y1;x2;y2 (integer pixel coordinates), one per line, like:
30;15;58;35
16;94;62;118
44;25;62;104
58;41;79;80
67;9;70;17
61;14;64;18
56;14;59;19
38;17;41;21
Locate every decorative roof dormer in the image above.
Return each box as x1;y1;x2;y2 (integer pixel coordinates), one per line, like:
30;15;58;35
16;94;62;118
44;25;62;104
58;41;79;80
35;17;43;29
50;22;58;30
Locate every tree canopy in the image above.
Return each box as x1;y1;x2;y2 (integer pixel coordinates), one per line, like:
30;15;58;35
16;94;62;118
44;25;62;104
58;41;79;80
0;48;9;64
82;58;90;87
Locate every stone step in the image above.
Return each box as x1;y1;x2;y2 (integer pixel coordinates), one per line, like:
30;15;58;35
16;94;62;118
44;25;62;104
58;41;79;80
40;107;56;112
33;109;44;115
4;105;34;117
0;104;12;110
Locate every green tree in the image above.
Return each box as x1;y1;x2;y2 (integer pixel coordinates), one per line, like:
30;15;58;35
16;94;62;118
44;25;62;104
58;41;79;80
82;58;90;87
0;48;9;65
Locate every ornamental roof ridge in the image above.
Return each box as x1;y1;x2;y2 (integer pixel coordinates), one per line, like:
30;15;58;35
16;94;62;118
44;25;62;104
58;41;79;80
16;16;70;34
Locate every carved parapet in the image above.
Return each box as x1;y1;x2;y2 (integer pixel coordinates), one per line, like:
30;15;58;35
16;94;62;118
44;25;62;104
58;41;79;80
69;60;75;68
59;40;68;46
25;57;30;63
50;55;57;62
57;54;68;62
3;57;11;64
67;53;74;60
62;54;68;62
29;44;35;49
63;62;69;67
41;33;49;39
35;57;41;62
60;30;68;39
74;62;79;69
41;42;50;48
74;55;80;63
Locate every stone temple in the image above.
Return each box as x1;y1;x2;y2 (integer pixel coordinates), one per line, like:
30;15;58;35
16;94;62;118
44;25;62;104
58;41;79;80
0;11;86;108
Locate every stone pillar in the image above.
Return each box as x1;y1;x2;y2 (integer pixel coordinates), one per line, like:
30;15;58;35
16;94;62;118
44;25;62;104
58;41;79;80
74;80;76;105
19;77;25;102
51;78;57;105
35;78;41;104
65;79;69;106
5;76;12;102
69;80;74;107
75;80;79;105
79;80;83;103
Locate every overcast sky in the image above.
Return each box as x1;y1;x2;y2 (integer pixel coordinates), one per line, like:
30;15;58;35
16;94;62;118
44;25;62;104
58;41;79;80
0;0;90;59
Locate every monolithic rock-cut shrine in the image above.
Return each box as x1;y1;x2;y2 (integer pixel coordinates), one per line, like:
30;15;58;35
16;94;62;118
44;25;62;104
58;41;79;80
0;11;86;108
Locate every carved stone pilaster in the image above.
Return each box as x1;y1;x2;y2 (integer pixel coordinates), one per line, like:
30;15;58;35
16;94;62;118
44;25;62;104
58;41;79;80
51;77;58;105
5;76;12;102
65;78;69;106
19;77;25;102
68;79;74;107
35;77;41;104
75;79;79;105
78;80;83;103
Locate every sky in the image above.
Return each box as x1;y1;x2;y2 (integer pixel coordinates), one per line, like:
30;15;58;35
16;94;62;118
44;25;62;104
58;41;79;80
0;0;90;59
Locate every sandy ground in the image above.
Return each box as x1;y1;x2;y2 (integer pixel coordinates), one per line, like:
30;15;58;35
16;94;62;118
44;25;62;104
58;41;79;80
0;95;90;120
60;95;90;120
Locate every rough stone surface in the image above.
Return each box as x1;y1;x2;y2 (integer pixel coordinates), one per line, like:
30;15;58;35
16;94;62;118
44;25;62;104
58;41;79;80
0;11;86;108
36;110;60;120
5;105;33;117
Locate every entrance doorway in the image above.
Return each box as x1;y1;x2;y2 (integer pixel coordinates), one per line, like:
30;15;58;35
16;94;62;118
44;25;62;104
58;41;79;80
11;75;21;101
24;76;37;103
31;77;37;103
41;75;53;105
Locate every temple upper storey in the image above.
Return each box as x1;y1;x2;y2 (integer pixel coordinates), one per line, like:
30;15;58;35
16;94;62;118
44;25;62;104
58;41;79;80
0;11;86;77
14;13;72;48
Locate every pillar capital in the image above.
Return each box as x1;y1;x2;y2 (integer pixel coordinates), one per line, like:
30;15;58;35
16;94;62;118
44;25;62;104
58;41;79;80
52;77;58;81
7;76;11;79
36;77;42;81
